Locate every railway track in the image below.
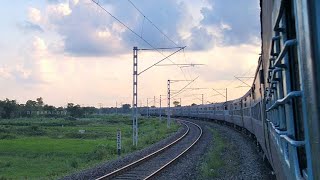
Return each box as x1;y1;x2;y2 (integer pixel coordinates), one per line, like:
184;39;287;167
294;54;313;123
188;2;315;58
96;120;202;180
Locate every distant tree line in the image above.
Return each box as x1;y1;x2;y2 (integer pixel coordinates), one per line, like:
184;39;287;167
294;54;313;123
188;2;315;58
0;97;132;119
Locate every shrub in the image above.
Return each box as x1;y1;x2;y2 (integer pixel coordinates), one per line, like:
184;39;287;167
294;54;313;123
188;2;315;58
70;160;78;168
0;134;16;139
86;144;114;161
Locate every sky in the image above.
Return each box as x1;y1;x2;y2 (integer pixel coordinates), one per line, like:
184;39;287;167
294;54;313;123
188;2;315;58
0;0;261;107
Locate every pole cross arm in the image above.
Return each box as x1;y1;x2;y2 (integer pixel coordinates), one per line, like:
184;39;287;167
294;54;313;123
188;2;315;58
138;46;186;75
138;47;185;51
155;63;205;67
234;76;251;87
212;89;226;98
171;76;199;98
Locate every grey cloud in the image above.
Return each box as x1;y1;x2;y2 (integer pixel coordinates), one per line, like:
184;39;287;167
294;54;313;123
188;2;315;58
48;2;128;56
47;0;59;4
18;21;44;33
47;0;260;56
200;0;260;46
187;26;215;50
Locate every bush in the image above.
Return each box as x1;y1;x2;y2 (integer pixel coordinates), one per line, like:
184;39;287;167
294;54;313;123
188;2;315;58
65;116;77;121
86;144;114;161
70;160;78;168
0;134;16;139
0;161;11;168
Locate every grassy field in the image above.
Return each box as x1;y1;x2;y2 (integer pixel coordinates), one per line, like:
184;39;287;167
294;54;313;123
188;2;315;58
0;115;179;179
199;128;227;179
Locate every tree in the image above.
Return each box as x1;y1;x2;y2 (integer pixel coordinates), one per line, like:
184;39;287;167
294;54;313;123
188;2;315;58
66;103;85;118
191;103;197;106
26;100;37;108
0;99;18;118
36;97;44;107
122;104;131;113
173;101;180;107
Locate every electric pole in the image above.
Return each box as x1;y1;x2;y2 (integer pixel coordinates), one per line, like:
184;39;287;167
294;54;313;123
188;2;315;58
147;98;149;118
167;80;171;128
167;78;197;128
160;95;162;121
132;47;138;146
132;46;185;146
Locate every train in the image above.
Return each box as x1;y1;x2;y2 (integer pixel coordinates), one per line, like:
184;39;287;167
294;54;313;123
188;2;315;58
140;1;320;179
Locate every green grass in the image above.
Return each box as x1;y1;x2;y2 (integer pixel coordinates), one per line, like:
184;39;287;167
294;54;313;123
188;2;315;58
199;128;227;178
0;115;179;179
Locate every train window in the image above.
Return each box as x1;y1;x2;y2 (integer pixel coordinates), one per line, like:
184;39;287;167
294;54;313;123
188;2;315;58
259;69;264;84
251;102;261;120
266;0;308;174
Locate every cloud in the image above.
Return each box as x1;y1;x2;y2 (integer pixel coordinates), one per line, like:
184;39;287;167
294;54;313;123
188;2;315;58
47;0;59;4
0;67;12;79
4;36;50;85
199;0;260;46
42;0;200;56
18;21;44;33
186;26;215;50
28;7;42;23
40;0;260;56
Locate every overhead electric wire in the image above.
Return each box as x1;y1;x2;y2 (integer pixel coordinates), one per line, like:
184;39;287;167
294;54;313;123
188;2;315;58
125;0;196;85
92;0;201;105
138;47;185;75
171;77;199;98
91;0;183;68
127;0;179;47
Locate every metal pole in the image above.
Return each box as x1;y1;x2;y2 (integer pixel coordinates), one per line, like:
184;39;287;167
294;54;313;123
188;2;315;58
167;80;171;128
160;95;162;120
147;98;149;118
226;88;228;102
132;46;138;146
202;94;204;105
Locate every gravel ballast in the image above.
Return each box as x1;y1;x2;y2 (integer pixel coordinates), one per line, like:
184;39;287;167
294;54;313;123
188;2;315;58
63;119;276;180
155;119;276;180
62;123;187;180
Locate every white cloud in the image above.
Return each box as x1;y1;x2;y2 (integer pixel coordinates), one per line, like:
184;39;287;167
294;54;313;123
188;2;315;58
15;64;32;79
48;3;72;17
70;0;79;6
0;67;12;79
28;7;41;23
32;36;48;58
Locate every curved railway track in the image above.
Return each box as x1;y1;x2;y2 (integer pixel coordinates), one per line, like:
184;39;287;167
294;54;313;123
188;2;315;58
96;120;202;180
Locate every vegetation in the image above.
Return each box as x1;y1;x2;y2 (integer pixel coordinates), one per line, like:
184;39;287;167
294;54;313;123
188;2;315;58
173;101;180;107
199;128;227;178
0;115;179;179
0;97;131;119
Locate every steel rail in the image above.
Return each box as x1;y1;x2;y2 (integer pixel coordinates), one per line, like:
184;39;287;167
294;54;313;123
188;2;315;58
96;120;192;180
144;120;203;179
